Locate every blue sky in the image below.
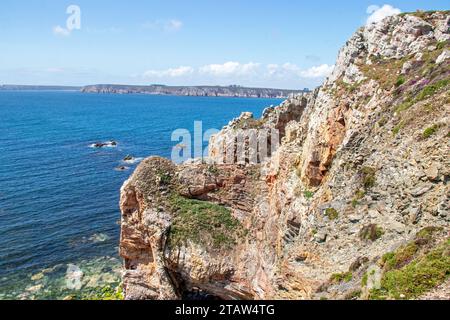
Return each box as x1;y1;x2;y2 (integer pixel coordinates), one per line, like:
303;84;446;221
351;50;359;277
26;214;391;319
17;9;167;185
0;0;448;89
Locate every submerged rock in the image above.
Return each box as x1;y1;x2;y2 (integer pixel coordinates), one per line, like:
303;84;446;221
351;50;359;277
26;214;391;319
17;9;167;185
115;166;130;172
123;155;133;161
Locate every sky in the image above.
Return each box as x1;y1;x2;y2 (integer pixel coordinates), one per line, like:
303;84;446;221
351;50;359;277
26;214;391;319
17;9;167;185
0;0;448;89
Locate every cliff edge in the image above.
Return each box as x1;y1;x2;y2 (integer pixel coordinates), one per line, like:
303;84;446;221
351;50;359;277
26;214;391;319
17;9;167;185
119;11;450;300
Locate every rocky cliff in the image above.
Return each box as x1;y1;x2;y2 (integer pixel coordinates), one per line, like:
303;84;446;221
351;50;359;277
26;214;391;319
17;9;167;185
119;11;450;300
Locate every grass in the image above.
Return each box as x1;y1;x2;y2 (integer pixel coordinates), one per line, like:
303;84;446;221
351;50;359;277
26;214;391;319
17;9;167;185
359;56;408;90
381;227;443;273
361;167;376;189
396;78;450;113
207;164;220;175
81;285;124;300
351;190;365;208
381;242;419;272
378;116;388;127
304;190;314;200
401;10;450;22
370;238;450;300
416;79;450;101
395;75;406;87
345;290;362;300
156;169;172;186
361;273;368;287
325;208;339;220
234;117;266;130
416;226;443;240
168;195;244;249
330;272;353;284
436;40;447;50
359;224;384;242
392;121;405;136
423;124;439;139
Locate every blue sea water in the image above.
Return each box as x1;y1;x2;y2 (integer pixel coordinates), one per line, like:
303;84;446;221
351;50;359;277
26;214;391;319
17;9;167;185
0;91;282;299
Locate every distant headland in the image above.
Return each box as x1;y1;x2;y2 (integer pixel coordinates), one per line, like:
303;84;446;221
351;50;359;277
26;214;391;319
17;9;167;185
81;84;309;98
0;84;308;99
0;85;82;91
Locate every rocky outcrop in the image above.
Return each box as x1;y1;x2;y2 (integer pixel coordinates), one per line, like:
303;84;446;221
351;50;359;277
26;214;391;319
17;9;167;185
120;11;450;300
208;94;311;164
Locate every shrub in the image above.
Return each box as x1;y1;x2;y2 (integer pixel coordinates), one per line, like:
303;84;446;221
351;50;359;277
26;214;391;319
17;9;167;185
304;190;314;200
207;164;219;175
157;170;172;186
392;121;405;135
395;76;406;87
325;208;339;220
345;290;362;300
351;190;365;208
330;272;353;284
423;125;439;139
362;167;376;189
360;224;384;241
436;40;447;50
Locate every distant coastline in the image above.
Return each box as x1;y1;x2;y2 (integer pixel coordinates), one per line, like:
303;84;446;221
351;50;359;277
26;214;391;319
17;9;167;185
0;85;82;91
0;84;308;99
80;84;308;98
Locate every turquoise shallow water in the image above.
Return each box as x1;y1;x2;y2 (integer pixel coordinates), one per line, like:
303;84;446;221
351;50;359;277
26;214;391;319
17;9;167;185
0;91;282;299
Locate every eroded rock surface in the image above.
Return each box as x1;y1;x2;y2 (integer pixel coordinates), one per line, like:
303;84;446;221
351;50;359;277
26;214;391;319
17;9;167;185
120;11;450;300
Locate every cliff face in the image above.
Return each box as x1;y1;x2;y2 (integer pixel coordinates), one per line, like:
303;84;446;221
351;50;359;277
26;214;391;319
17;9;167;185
119;11;450;300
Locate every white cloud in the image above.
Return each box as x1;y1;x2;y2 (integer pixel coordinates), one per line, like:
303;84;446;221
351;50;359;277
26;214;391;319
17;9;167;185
266;64;280;76
300;64;335;78
166;19;183;32
199;62;260;77
366;4;401;25
143;66;194;78
139;62;333;88
142;19;183;32
264;63;334;79
53;25;71;37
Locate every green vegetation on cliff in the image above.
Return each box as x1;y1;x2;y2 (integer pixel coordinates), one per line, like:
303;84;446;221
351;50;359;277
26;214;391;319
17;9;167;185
168;195;245;249
369;227;449;300
330;272;353;284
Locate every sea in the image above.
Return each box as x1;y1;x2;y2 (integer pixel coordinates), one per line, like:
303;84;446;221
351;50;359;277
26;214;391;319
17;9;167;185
0;90;282;299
